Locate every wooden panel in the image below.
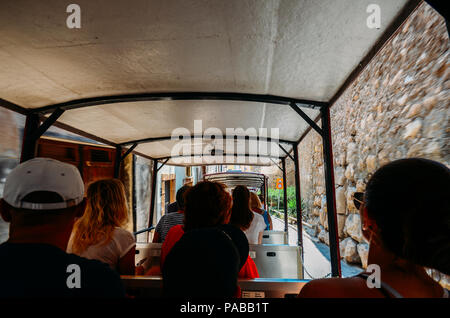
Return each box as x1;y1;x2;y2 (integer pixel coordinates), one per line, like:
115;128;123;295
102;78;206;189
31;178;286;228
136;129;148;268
82;145;115;185
37;137;116;188
37;138;80;167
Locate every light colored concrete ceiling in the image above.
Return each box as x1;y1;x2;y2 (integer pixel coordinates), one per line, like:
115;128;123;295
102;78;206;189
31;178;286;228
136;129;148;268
0;0;409;163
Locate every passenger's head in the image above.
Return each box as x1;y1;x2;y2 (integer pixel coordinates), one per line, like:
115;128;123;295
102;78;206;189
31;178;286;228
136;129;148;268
162;227;240;297
230;185;254;230
362;158;450;275
183;181;232;232
71;178;129;254
218;224;249;270
176;184;191;211
250;191;262;211
0;158;85;244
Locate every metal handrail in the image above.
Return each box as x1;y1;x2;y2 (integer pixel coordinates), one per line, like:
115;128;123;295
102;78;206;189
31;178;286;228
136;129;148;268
133;226;155;236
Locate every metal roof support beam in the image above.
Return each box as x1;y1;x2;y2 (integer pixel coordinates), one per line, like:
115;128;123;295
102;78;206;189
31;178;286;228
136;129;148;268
0;98;29;116
120;143;138;162
31;108;65;141
156;158;170;173
270;158;284;173
278;144;294;162
120;134;295;147
156;153;285;161
31;92;328;115
289;102;323;136
20;108;65;163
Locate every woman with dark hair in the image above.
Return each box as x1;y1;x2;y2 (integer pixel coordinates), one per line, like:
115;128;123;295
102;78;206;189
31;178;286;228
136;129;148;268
230;185;266;245
162;225;247;297
160;181;233;268
299;158;450;298
159;181;259;286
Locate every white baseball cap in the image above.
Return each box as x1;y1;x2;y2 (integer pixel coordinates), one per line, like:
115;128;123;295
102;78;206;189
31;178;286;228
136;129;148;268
3;157;84;210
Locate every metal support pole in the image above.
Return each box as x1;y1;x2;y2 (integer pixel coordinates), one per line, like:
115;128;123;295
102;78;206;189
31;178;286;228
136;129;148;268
148;159;158;241
265;177;269;211
132;154;137;233
114;146;122;178
321;106;342;277
261;178;266;210
282;158;288;235
292;143;303;249
20;114;40;163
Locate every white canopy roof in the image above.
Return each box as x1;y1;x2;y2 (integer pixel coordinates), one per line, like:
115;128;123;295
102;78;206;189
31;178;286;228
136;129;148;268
204;172;267;189
0;0;413;165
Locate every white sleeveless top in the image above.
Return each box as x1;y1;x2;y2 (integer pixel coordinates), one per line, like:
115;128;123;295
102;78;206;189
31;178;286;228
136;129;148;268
67;227;135;270
244;212;267;244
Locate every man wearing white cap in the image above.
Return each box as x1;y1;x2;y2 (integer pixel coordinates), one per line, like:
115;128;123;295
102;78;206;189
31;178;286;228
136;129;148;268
0;158;125;297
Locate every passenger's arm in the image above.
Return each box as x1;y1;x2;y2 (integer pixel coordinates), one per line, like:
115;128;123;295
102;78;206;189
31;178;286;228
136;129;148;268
257;231;263;244
267;212;273;230
118;245;136;275
257;215;266;244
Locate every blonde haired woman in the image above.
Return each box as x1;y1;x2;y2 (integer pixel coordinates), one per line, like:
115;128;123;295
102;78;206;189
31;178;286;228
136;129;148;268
249;192;272;231
67;179;136;275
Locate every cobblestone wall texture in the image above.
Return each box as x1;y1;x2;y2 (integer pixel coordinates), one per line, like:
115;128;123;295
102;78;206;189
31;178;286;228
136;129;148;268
298;3;449;287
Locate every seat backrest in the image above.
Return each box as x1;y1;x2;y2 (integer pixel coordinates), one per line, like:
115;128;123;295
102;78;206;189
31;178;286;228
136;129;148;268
249;244;303;279
135;243;162;270
261;230;288;245
120;275;309;298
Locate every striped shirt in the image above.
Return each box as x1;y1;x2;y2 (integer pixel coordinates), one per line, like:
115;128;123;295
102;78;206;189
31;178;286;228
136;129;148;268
155;212;185;243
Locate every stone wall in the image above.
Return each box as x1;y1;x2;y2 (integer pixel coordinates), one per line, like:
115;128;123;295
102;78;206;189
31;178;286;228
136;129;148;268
134;156;153;242
297;2;449;287
0;108;23;244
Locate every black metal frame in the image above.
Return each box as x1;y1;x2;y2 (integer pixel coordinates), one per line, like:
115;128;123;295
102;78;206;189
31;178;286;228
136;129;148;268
30;92;327;115
148;159;159;242
2;0;426;279
15;92;341;277
120;134;295;147
281;158;288;237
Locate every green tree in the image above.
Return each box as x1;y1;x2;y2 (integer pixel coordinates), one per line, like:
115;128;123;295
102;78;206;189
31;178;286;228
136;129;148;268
268;186;306;220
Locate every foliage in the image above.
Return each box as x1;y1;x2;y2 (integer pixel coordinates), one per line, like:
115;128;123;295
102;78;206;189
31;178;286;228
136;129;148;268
267;186;306;219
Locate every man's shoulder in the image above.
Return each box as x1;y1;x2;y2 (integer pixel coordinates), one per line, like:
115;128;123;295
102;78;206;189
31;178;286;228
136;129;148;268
58;253;126;297
0;243;125;297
